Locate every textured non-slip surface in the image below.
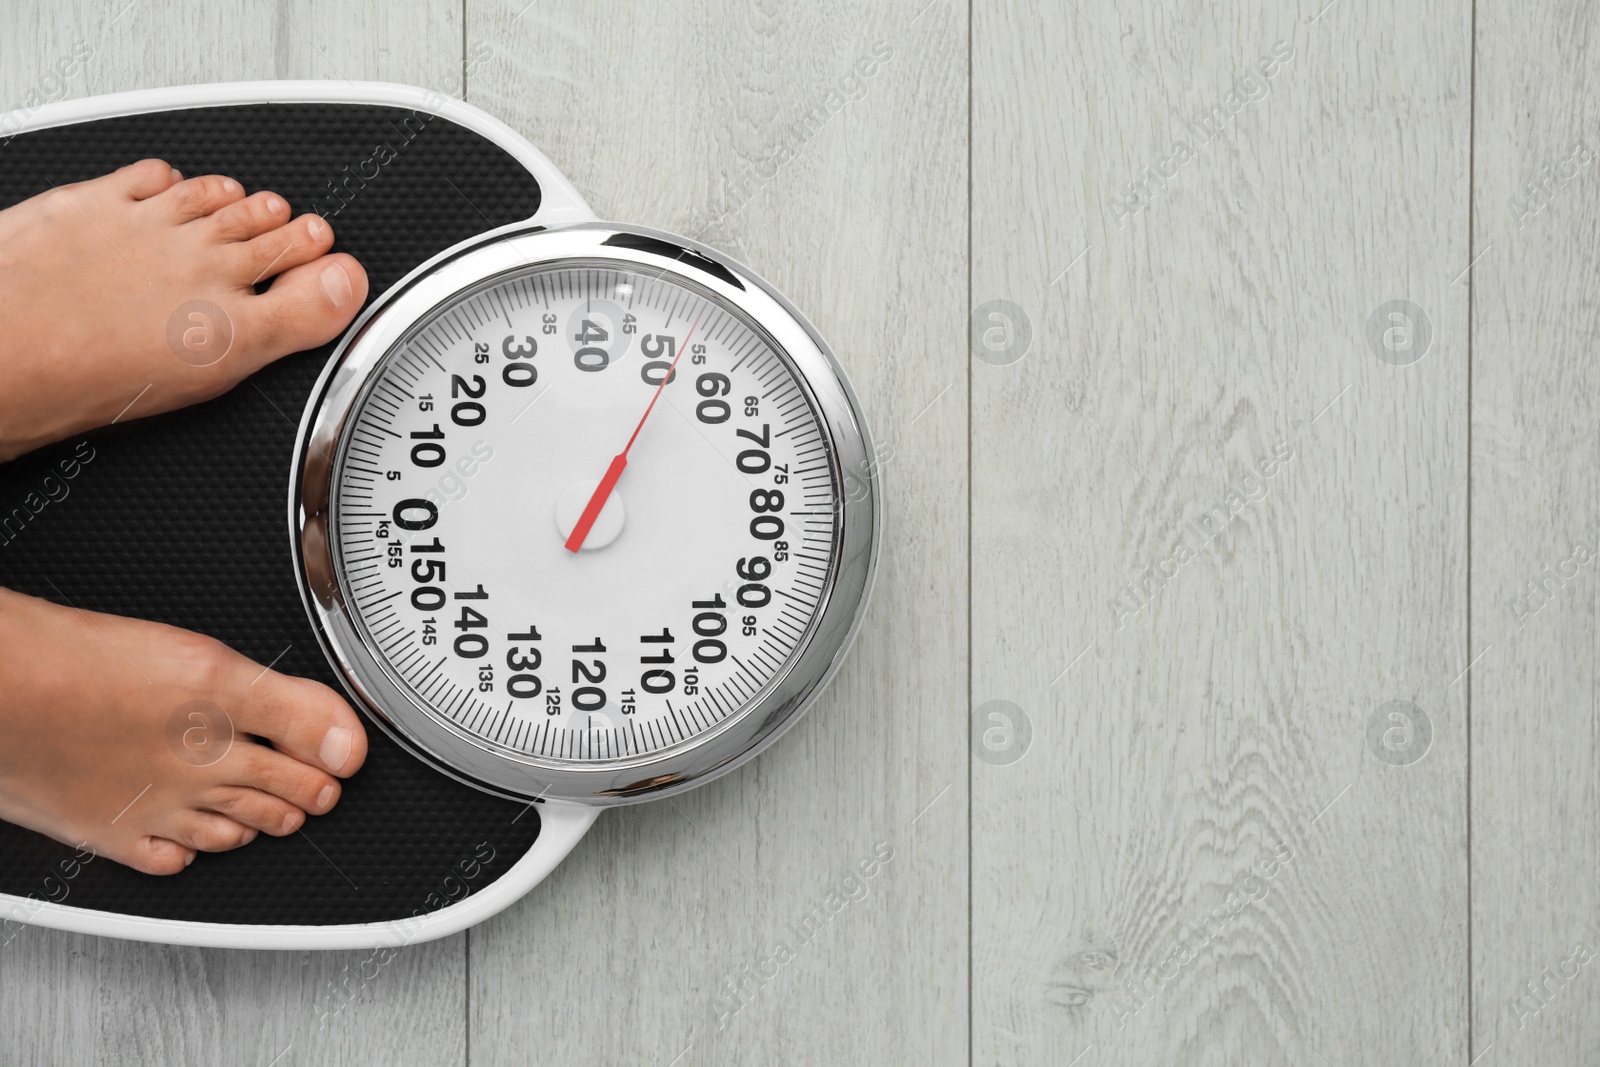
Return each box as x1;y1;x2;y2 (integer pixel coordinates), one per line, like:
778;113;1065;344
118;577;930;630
0;103;544;926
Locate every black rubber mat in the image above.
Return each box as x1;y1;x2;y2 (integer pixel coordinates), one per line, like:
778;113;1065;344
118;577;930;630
0;103;545;926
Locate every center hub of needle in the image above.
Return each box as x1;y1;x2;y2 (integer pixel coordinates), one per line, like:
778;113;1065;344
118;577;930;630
556;479;625;550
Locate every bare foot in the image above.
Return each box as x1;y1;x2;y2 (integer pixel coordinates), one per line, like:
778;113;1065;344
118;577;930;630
0;587;369;874
0;158;369;462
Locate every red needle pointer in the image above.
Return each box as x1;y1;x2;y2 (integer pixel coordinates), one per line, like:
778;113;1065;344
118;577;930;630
564;315;703;552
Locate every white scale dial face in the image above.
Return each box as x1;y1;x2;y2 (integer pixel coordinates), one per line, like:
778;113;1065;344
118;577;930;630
331;262;840;763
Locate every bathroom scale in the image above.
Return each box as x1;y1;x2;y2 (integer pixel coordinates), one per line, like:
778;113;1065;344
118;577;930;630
0;82;878;950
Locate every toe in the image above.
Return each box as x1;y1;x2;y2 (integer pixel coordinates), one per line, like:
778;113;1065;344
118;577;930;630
204;784;320;836
105;158;183;200
226;741;344;816
237;212;337;286
151;173;247;222
164;811;257;853
238;252;368;368
123;836;197;876
207;189;294;241
235;669;367;777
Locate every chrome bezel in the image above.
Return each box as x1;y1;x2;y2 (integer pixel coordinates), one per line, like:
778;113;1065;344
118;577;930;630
291;222;879;805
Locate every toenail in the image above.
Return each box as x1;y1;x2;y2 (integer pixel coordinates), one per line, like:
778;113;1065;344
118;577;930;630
320;725;354;773
281;812;298;833
316;784;335;811
308;215;329;241
320;263;353;308
222;177;241;195
170;167;183;182
184;851;195;867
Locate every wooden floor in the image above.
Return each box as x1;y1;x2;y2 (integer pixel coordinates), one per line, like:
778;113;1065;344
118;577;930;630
4;0;1599;1063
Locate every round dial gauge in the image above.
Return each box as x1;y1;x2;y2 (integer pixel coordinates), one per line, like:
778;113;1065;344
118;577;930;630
293;225;878;803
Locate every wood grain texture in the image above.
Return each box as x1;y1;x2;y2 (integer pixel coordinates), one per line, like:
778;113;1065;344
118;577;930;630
0;4;469;1066
463;1;969;1064
971;1;1471;1064
1470;2;1600;1062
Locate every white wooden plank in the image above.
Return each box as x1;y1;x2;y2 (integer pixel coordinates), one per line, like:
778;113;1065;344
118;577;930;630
1469;2;1600;1062
464;1;970;1063
971;1;1471;1062
0;3;467;1065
